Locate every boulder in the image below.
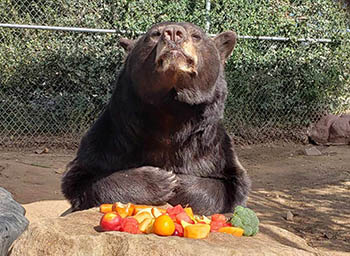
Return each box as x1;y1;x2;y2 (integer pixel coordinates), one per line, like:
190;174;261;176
0;187;29;256
308;114;350;145
10;208;320;256
329;114;350;145
22;200;71;223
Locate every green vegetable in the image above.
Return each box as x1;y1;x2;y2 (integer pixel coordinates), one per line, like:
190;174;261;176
230;206;259;236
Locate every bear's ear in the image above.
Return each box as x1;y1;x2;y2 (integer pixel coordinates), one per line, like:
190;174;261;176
213;31;237;62
119;37;136;53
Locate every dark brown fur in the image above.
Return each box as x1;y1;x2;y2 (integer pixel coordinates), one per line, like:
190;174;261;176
61;22;251;215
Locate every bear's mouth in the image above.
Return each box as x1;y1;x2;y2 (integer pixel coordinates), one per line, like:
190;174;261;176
156;49;198;76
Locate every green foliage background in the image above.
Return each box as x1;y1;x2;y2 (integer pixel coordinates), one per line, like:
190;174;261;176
0;0;349;145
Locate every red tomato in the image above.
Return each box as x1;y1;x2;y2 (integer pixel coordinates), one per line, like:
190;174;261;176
166;204;185;216
173;223;184;237
211;214;226;223
100;212;122;231
210;221;225;232
121;217;141;234
223;222;232;227
175;212;194;225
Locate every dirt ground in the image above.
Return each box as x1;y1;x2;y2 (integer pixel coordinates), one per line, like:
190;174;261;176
0;143;349;255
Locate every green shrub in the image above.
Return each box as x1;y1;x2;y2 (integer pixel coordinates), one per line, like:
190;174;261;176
0;0;349;144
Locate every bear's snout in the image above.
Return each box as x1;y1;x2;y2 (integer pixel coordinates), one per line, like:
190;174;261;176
155;25;198;76
163;25;187;44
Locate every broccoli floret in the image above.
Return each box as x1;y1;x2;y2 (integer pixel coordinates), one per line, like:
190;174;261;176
230;206;259;236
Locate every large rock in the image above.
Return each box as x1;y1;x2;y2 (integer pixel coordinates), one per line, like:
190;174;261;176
308;114;350;145
22;200;71;223
329;114;350;144
10;208;320;256
0;187;29;256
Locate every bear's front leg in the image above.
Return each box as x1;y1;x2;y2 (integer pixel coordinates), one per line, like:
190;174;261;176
168;173;250;215
62;165;178;211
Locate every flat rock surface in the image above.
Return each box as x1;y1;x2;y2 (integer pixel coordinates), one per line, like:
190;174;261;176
10;208;322;256
0;187;28;256
303;147;322;156
22;200;71;222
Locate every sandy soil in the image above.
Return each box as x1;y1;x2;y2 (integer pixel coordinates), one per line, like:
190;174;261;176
0;144;349;255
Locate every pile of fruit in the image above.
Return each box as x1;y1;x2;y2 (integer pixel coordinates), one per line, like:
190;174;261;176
99;202;259;239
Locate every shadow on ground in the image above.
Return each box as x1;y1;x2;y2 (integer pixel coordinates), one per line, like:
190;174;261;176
240;144;350;255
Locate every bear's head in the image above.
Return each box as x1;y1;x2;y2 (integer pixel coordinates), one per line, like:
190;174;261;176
119;22;236;105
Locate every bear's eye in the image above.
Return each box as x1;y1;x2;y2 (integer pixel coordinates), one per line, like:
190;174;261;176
191;33;202;41
151;31;162;38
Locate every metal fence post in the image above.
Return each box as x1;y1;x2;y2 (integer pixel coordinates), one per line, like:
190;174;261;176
205;0;211;32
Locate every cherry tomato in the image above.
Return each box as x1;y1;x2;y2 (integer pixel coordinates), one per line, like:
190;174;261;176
223;222;232;227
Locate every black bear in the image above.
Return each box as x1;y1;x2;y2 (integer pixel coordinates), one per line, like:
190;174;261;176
62;22;251;215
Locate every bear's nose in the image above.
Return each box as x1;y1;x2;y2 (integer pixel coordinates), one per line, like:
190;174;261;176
163;25;186;44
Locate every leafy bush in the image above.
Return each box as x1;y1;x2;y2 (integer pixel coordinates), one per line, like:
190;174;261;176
0;0;349;145
209;0;350;139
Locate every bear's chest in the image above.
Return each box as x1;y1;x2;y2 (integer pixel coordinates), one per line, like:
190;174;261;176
142;132;180;167
139;102;216;173
141;130;222;176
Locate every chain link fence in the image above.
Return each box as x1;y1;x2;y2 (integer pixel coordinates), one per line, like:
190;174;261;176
0;0;349;148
